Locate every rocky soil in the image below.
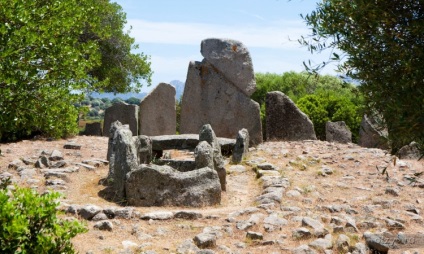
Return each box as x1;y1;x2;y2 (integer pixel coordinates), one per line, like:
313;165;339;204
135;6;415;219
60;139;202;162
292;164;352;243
1;136;424;254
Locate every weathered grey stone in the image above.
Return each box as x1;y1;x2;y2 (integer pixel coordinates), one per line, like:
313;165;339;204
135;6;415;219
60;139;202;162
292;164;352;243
151;134;235;156
351;242;367;254
308;234;333;251
35;156;50;169
326;121;352;143
257;163;277;171
93;220;113;231
174;211;203;220
92;212;108;221
246;231;263;241
200;38;256;96
199;124;226;191
291;244;317;254
336;234;350;253
156;159;196;172
139;83;176;136
266;91;317;141
397;141;421;160
8;159;24;170
195;141;214;169
126;164;221;207
231;128;249;164
103;101;139;137
177;239;200;254
79;204;102;220
49;150;64;161
50;160;66;169
363;232;390;253
180;59;262;146
114;208;134;219
83;122;102;136
263;213;288;232
193;233;216;249
133;135;152;164
107;121;127;161
358;114;389;149
292;228;312;239
107;123;138;201
140;211;174;220
63;142;81;150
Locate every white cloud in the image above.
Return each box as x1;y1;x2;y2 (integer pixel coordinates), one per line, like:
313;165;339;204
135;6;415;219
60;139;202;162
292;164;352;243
127;19;308;50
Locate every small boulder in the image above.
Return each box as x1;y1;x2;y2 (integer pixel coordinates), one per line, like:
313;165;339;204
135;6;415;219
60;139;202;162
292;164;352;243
326;121;352;143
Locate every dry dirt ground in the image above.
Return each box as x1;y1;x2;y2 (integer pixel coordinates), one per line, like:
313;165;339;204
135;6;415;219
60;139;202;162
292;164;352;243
1;136;424;254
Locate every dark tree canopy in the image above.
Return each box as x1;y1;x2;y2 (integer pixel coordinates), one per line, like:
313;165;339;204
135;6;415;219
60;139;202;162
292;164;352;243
0;0;152;141
300;0;424;153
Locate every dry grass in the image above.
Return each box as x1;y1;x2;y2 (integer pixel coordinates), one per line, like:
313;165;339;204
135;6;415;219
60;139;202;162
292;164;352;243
1;137;424;253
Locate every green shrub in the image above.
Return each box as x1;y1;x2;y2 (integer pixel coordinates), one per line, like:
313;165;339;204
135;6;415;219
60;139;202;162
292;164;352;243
0;181;86;253
297;92;362;142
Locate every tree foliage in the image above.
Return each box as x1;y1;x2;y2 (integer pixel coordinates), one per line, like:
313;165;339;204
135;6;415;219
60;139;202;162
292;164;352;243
252;71;363;141
297;92;361;141
300;0;424;152
0;0;152;142
0;180;86;253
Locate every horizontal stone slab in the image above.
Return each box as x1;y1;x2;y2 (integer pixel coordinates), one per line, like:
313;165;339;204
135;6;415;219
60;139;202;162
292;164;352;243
150;134;235;155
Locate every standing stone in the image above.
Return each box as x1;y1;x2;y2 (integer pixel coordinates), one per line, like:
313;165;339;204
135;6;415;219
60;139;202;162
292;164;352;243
107;121;129;161
195;141;214;169
180;38;262;146
83;122;102;136
133;135;152;164
266;91;317;141
199;124;226;191
107;123;139;201
103;102;139;137
232;128;249;164
326;121;352;143
358;114;389;149
139;83;176;136
200;38;256;96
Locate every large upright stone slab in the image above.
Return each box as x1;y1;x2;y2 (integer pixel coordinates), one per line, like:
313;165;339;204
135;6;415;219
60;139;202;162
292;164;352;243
199;124;226;191
180;60;262;145
139;83;176;136
103;102;139;137
83;122;102;136
358;114;389;149
200;38;256;96
107;123;139;201
266;91;317;141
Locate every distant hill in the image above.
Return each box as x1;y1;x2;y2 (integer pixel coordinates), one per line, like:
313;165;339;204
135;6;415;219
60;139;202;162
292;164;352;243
170;80;185;101
89;91;148;100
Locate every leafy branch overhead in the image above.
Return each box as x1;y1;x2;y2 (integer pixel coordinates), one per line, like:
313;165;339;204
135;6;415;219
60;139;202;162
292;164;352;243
300;0;424;154
0;0;152;142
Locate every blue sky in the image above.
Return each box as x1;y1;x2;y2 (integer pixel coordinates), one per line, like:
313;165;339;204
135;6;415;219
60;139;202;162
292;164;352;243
113;0;333;93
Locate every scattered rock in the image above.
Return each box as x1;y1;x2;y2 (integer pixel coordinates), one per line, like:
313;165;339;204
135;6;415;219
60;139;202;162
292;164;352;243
79;205;102;220
63;143;82;150
140;211;174;220
246;231;263;241
193;233;216;249
93;220;113;231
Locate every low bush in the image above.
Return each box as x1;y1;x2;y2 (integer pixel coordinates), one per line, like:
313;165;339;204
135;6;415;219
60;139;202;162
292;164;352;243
0;180;86;253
